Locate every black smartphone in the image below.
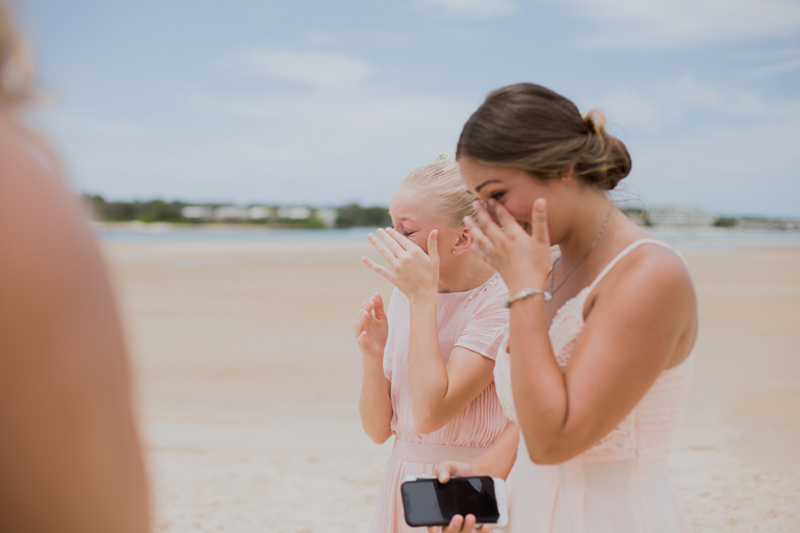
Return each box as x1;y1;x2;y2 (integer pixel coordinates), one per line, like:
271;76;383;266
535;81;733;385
400;476;507;527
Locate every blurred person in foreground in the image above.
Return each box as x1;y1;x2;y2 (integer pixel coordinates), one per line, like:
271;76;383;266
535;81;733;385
0;3;151;532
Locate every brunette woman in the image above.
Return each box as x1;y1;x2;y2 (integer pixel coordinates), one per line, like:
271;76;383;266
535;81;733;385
433;84;697;532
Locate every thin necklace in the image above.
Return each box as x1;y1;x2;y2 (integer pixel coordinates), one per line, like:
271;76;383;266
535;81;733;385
549;205;614;296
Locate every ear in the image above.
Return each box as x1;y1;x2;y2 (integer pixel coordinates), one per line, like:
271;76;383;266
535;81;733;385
559;166;576;183
453;225;474;256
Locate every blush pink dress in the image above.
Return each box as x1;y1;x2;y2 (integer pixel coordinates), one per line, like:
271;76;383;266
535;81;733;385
370;272;510;533
494;239;694;533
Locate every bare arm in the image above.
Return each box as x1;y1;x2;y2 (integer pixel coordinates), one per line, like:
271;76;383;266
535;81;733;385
364;227;500;435
509;249;695;463
470;420;519;479
0;123;150;532
467;199;697;465
355;293;393;444
407;292;496;434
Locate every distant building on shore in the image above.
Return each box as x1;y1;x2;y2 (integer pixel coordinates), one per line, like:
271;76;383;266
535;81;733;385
647;207;715;227
181;206;213;220
213;206;249;221
277;207;311;220
247;206;270;220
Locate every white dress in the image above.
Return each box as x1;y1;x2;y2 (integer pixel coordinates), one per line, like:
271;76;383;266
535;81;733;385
494;239;693;532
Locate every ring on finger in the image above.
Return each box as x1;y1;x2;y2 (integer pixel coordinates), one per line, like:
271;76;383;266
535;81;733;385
485;241;494;250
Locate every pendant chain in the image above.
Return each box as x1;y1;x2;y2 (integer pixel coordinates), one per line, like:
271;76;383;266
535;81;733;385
549;205;615;296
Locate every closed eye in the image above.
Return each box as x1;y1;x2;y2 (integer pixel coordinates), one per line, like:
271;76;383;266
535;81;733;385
490;191;505;201
392;226;415;237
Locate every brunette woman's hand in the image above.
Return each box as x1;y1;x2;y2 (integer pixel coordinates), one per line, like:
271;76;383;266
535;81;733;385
353;293;388;359
426;462;493;533
362;227;439;303
464;198;551;295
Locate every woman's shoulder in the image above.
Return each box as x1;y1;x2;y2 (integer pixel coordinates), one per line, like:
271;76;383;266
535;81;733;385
591;237;695;311
467;272;510;319
621;239;690;283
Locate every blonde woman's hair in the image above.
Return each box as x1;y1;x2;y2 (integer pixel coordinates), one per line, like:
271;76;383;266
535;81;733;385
399;157;477;228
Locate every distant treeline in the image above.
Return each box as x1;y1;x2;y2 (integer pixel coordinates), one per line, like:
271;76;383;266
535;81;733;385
83;195;797;231
82;195;392;229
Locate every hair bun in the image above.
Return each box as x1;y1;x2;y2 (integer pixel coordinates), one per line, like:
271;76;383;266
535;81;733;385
582;109;606;136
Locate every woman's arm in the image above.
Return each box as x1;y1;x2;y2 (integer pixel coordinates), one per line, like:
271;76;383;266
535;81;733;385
363;227;500;435
467;199;697;464
470;420;519;479
0;124;150;532
355;293;394;444
407;294;495;434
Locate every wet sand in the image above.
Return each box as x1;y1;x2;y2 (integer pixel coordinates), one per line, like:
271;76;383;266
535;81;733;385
102;241;800;532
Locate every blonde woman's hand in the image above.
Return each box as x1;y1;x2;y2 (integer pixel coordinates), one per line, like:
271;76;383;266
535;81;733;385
426;462;493;533
362;227;439;304
353;293;388;359
464;198;551;295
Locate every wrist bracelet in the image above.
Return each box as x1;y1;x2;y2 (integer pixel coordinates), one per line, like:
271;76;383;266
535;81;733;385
503;287;552;308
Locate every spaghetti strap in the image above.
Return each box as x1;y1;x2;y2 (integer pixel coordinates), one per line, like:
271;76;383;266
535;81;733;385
586;238;677;293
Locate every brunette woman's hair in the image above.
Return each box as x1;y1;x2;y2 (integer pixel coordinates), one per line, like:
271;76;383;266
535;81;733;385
456;83;631;190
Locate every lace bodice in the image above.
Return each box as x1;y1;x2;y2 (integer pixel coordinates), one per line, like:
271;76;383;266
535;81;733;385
494;239;693;462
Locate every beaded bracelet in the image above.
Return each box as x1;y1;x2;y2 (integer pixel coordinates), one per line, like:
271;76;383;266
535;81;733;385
503;287;552;308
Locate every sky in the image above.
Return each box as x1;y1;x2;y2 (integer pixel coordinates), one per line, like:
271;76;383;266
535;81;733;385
20;0;800;217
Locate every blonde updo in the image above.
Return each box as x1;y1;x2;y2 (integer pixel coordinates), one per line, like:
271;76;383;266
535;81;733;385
456;83;632;190
399;157;477;228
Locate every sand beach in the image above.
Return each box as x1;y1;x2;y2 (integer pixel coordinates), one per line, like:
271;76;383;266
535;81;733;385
101;236;800;532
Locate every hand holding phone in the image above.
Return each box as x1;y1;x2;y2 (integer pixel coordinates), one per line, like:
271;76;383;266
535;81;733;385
401;475;508;528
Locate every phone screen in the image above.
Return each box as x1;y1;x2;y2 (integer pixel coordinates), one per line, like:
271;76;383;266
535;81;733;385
401;476;500;527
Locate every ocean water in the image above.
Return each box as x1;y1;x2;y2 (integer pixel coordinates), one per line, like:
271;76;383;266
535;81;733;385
96;225;800;253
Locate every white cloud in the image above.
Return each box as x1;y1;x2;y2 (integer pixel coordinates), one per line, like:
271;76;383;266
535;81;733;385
676;77;720;107
601;88;664;132
226;49;374;89
43;79;477;206
557;0;800;49
626;111;800;217
424;0;514;18
597;76;722;132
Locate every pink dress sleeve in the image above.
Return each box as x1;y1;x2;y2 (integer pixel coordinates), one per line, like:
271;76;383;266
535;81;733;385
454;279;509;361
382;288;400;382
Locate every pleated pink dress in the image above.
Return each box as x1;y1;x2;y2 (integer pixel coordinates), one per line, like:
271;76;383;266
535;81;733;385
370;272;510;533
494;239;694;532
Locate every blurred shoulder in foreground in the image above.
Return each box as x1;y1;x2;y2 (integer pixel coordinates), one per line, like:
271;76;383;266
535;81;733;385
0;4;151;532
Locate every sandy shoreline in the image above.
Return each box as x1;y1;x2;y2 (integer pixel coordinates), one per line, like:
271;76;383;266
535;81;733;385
102;240;800;532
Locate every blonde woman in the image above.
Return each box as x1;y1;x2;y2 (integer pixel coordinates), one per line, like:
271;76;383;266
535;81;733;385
433;83;697;532
355;159;517;532
0;5;150;531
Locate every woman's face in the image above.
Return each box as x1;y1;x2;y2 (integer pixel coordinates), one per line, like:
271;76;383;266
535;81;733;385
388;186;461;255
458;157;560;235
